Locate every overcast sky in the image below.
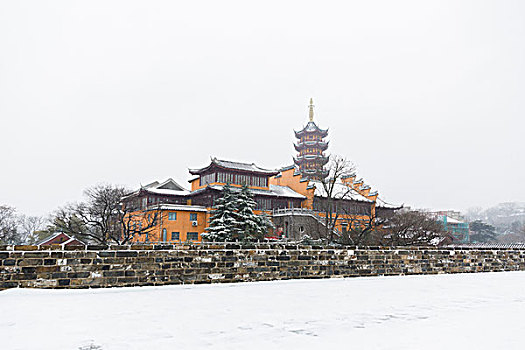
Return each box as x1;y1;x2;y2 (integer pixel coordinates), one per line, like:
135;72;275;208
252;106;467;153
1;0;524;217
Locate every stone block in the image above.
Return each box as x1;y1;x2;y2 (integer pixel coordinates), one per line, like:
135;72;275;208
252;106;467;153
14;245;38;251
58;279;71;286
110;245;130;250
2;259;16;266
116;251;138;258
17;259;43;266
98;251;116;258
87;245;109;250
0;281;19;289
63;245;85;251
103;270;125;277
67;272;91;278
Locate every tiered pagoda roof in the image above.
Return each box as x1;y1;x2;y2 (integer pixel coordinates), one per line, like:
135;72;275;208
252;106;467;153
294;122;328;138
294;140;329;152
293;99;329;180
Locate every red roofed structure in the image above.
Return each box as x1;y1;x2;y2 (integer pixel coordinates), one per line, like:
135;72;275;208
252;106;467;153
37;233;86;246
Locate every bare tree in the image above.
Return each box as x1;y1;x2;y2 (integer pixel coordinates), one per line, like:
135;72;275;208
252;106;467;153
119;207;160;244
336;209;449;246
18;215;47;244
49;184;159;245
0;205;19;244
377;209;450;246
339;213;386;246
315;155;356;241
50;206;89;240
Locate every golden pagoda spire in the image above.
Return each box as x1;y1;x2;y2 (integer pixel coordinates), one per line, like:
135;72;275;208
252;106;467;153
309;98;314;122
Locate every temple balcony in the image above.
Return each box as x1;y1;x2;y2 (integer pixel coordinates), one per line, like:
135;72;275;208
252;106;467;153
294;154;328;162
294;141;329;152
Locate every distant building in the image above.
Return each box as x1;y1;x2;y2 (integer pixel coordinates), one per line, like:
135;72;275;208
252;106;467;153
431;211;470;243
122;158;305;243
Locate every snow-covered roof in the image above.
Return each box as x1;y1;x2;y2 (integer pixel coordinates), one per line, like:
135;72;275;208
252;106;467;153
442;216;465;224
310;181;373;202
297;121;328;133
193;184;306;199
143;188;190;196
269;185;306;199
189;158;279;176
156;178;187;191
123;178;190;199
375;197;403;209
294;121;328;138
306;121;325;132
145;204;208;212
36;232;63;245
36;232;85;246
279;165;296;172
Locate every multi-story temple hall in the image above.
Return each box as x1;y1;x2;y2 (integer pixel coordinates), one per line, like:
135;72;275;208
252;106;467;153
122;100;401;243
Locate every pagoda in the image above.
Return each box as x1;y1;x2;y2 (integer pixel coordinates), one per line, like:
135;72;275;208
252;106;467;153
293;98;329;180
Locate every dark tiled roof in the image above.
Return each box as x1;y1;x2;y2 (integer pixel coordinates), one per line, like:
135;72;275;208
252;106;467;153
279;165;296;172
189;158;279;176
294;121;328;138
122;178;190;200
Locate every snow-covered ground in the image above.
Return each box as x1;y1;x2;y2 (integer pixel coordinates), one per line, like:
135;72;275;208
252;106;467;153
1;272;524;350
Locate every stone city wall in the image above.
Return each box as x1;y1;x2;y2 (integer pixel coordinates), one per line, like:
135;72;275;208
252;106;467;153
1;244;525;290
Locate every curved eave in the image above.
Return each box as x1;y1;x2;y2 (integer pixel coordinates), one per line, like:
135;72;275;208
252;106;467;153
294;141;329;151
294;157;329;166
375;204;404;210
294;130;329;138
188;165;212;175
140;188;190;197
189;163;279;176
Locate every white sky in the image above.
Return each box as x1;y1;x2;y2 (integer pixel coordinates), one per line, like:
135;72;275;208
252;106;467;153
0;0;524;216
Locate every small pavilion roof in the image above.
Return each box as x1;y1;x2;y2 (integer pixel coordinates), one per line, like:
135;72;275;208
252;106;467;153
122;178;190;200
36;232;85;246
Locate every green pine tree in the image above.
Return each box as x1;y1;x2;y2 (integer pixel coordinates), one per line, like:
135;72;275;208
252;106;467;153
469;220;497;243
202;183;241;242
235;185;274;241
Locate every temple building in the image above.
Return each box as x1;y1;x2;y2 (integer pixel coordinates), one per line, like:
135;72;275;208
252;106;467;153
269;166;401;239
293;98;329;180
122;158;306;243
121;99;401;243
187;158;304;210
430;211;470;243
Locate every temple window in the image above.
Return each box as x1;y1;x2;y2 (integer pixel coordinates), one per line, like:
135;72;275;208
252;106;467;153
187;232;199;240
200;173;216;186
256;198;272;209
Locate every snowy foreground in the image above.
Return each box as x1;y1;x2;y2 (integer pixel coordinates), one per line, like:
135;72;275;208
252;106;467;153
1;272;524;350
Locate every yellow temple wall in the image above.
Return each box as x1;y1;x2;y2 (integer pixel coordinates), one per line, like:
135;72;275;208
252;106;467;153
269;168;314;209
129;209;207;243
